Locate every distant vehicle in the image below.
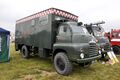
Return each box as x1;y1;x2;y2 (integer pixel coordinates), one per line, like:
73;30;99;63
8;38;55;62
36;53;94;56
15;8;101;75
107;29;120;54
84;21;111;59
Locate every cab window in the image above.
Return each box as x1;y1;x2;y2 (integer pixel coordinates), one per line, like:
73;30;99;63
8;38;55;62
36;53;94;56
59;25;71;35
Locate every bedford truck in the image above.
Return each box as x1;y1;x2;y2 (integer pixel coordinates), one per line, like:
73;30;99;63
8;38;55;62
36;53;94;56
84;21;111;60
15;8;101;75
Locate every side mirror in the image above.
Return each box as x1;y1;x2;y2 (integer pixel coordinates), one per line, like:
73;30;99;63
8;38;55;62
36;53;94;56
78;22;83;26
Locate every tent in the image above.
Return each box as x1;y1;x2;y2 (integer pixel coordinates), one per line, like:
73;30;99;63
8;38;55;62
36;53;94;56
0;28;10;62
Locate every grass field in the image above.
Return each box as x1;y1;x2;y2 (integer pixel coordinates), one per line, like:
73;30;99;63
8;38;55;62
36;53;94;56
0;43;120;80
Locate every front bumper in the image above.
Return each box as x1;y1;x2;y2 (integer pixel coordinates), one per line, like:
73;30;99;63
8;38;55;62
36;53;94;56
76;55;101;63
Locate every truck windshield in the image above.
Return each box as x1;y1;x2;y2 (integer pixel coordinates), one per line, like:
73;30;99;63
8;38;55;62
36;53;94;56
112;32;120;38
92;26;104;37
71;26;90;35
93;30;104;37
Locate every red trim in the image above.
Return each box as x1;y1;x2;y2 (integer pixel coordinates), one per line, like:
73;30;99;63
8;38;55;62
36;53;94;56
111;41;120;46
16;8;78;24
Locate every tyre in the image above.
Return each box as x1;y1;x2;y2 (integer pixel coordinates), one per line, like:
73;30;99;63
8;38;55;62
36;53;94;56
79;62;92;68
21;45;30;58
54;52;72;75
113;46;120;54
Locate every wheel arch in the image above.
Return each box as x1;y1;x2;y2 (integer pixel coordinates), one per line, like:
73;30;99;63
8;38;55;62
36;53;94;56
112;45;120;54
53;49;67;59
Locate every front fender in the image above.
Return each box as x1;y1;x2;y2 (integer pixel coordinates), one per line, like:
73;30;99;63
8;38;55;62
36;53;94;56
53;43;79;61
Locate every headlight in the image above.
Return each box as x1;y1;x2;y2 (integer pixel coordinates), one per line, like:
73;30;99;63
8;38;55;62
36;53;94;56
104;54;106;57
80;53;84;59
102;48;104;51
98;50;101;54
111;47;113;50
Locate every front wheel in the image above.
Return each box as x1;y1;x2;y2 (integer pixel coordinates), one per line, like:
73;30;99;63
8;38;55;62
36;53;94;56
54;52;72;75
113;46;120;54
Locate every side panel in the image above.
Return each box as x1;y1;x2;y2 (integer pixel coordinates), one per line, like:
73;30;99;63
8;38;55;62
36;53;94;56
15;14;53;49
30;15;52;48
15;14;76;50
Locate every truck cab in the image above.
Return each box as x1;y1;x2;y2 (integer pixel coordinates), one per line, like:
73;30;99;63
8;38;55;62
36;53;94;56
53;21;101;74
85;21;111;59
54;21;100;62
109;29;120;54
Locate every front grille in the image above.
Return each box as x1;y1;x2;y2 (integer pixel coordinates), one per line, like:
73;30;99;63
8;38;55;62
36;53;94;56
104;43;111;51
89;42;98;57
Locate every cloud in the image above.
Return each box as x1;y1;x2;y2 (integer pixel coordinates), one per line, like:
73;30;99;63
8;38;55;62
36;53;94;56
0;0;120;33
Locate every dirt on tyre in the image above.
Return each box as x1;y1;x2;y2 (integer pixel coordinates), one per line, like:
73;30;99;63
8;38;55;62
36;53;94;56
21;45;30;58
54;52;72;75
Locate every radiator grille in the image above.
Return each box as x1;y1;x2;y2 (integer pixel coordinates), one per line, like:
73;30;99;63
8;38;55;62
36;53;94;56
89;42;98;57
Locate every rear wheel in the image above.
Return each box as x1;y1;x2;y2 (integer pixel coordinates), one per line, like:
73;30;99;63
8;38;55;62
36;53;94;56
113;46;120;54
21;45;30;58
54;52;72;75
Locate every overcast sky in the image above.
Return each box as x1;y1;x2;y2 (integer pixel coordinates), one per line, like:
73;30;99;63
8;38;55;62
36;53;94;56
0;0;120;33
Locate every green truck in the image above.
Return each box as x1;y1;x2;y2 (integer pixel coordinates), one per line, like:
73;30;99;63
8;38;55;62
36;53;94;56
15;8;101;75
84;21;111;60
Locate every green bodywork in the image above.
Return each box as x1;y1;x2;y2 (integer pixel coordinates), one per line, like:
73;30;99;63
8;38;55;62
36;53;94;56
15;14;101;63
